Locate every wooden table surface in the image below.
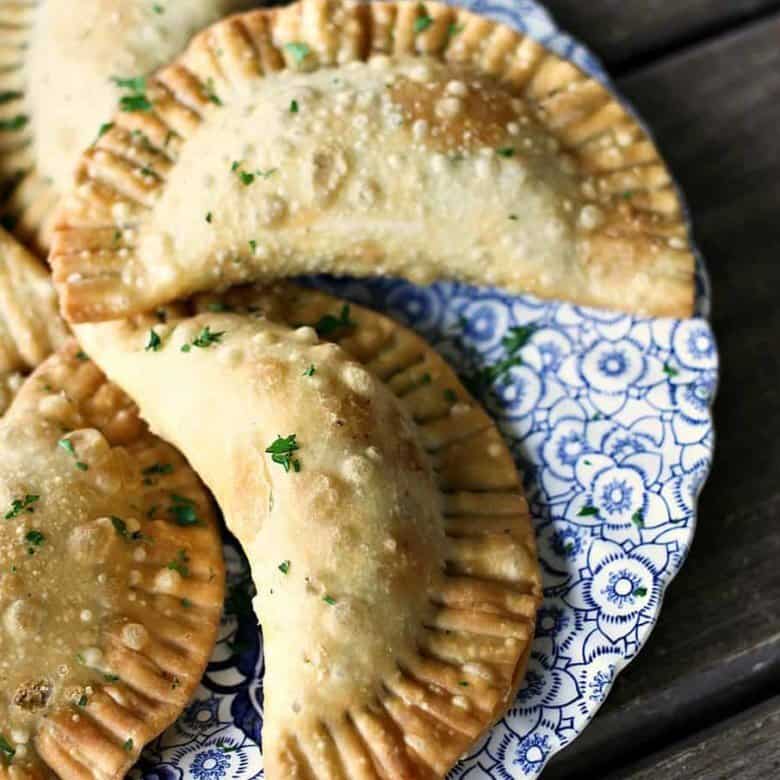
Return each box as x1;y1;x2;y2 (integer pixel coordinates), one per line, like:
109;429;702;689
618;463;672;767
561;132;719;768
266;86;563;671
534;1;780;777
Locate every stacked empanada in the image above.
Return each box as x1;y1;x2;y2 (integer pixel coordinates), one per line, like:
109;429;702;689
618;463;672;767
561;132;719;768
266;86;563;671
0;1;697;778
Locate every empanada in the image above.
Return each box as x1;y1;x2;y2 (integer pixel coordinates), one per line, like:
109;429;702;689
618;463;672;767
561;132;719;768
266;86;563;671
0;0;257;253
0;227;68;414
0;342;225;779
52;0;695;321
75;284;543;778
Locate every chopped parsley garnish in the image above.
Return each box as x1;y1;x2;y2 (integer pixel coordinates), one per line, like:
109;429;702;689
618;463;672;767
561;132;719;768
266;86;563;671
448;22;464;38
192;325;225;348
75;350;89;361
168;493;201;527
578;505;599;517
181;598;192;608
496;146;516;158
94;122;114;145
302;364;316;376
145;329;162;352
458;680;469;687
167;549;190;577
25;530;45;552
290;99;299;113
123;738;134;752
77;694;88;708
0;90;21;105
205;211;213;223
314;304;355;336
465;323;536;391
284;42;311;65
278;560;290;574
508;214;519;220
58;437;88;470
5;493;39;519
249;239;257;253
119;95;152;113
444;389;458;403
257;168;277;179
0;734;15;760
633;586;648;598
112;75;152;112
414;6;433;33
103;673;120;682
0;115;27;132
631;510;645;527
110;516;143;542
265;434;301;473
204;77;222;106
155;309;168;323
322;594;337;606
663;362;679;377
216;741;240;754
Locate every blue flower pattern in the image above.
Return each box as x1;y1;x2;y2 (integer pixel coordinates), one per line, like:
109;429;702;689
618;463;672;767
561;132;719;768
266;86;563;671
133;2;717;779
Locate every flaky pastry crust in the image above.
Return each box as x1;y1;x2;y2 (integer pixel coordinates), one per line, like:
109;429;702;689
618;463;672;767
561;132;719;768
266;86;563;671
0;342;225;780
52;0;695;321
74;285;542;779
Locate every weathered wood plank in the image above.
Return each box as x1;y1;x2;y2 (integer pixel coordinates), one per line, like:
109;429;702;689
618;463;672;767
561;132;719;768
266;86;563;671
543;0;780;68
545;14;780;778
607;695;780;779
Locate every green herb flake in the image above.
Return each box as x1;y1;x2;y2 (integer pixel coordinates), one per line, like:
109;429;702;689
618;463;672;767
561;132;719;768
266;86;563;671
25;529;44;547
76;461;89;471
633;586;648;598
181;598;192;608
284;42;311;65
75;350;89;361
123;738;134;752
0;90;22;105
631;510;645;527
168;494;201;527
77;694;88;708
104;673;119;682
0;734;15;761
314;304;355;337
278;560;290;574
663;362;679;377
94;122;114;144
152;3;164;14
302;364;316;377
5;494;39;519
167;549;190;577
58;437;77;457
192;325;225;348
249;239;257;253
290;99;299;113
207;302;232;313
119;94;152;112
414;5;433;33
238;170;254;186
205;77;222;106
111;75;146;92
458;680;469;687
496;146;516;158
145;329;162;352
448;22;465;38
142;462;173;477
180;343;191;353
509;214;519;221
205;211;213;223
444;389;457;403
265;434;300;473
0;115;27;132
322;594;337;606
578;505;599;517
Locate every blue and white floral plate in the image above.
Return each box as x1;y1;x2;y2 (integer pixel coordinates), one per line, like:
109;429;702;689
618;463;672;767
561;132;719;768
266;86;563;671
131;2;718;778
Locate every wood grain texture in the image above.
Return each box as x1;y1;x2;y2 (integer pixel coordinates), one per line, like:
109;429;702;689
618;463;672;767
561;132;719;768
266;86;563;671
543;0;780;68
607;696;780;779
546;13;780;778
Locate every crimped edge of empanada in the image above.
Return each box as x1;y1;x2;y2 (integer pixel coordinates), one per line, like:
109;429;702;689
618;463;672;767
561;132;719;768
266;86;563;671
169;283;543;776
0;341;225;780
51;0;695;323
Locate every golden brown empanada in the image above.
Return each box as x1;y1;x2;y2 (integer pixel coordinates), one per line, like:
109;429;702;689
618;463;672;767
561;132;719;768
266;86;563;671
0;227;68;414
75;285;542;778
0;0;257;254
52;0;695;322
0;342;225;779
